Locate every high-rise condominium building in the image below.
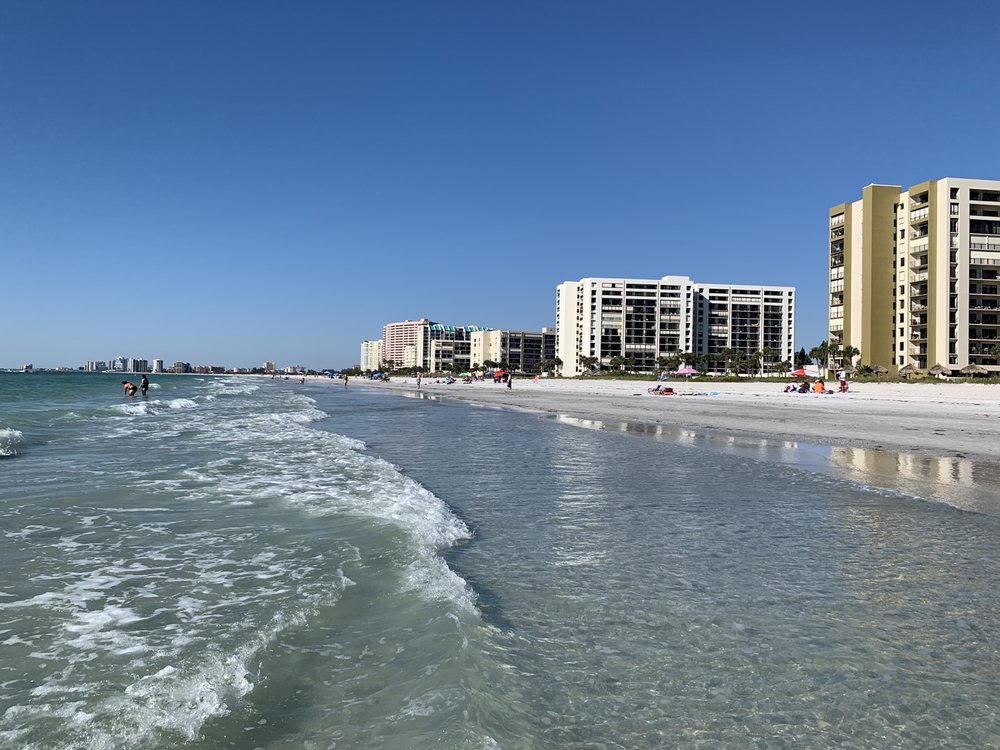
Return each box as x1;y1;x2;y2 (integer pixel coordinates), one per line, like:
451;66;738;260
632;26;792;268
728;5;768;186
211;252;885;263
470;329;557;374
556;276;794;376
360;340;383;372
382;319;485;371
829;178;1000;375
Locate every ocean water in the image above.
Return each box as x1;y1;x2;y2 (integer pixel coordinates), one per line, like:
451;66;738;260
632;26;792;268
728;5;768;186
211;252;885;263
2;372;1000;749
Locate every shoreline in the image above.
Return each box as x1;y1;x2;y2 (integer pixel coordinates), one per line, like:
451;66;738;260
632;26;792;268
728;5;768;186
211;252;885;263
335;375;1000;515
347;376;1000;463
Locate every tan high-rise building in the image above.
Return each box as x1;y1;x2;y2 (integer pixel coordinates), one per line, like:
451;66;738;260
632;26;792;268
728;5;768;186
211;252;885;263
830;178;1000;375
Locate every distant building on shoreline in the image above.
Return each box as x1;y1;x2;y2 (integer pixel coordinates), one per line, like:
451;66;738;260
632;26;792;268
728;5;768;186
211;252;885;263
381;319;485;373
556;276;795;376
830;177;1000;377
360;340;383;372
470;329;556;374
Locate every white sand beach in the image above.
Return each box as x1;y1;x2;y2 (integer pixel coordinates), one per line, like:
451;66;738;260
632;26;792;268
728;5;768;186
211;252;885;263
357;376;1000;464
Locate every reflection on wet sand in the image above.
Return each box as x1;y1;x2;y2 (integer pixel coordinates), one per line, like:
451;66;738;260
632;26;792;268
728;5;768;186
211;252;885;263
553;414;1000;516
827;447;1000;515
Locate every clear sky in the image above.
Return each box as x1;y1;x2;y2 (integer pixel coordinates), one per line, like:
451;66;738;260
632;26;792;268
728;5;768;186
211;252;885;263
3;1;999;370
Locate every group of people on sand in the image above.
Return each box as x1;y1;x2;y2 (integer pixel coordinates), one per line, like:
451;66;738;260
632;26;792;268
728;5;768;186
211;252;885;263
783;375;849;394
121;374;149;397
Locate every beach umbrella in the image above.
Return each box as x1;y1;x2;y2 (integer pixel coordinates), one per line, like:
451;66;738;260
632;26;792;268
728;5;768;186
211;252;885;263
674;367;701;381
929;363;950;377
898;363;920;378
791;366;820;378
673;366;699;383
841;365;856;375
960;363;988;377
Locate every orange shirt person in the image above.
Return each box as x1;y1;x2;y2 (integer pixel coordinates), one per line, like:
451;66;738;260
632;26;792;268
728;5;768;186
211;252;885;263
812;379;825;393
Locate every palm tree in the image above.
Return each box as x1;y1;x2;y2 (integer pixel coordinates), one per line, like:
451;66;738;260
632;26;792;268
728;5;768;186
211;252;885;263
609;355;627;372
720;348;735;375
656;355;679;372
578;355;599;372
809;341;830;373
826;342;843;375
840;344;860;368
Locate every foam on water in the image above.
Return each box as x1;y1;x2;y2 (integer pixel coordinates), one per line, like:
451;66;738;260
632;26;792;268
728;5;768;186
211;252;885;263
0;376;478;748
0;427;24;457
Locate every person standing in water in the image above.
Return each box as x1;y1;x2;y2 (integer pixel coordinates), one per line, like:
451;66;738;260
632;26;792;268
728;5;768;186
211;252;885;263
343;374;349;388
140;374;149;397
122;380;138;397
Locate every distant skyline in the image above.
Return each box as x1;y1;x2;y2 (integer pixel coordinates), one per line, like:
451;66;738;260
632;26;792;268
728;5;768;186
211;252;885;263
4;1;1000;369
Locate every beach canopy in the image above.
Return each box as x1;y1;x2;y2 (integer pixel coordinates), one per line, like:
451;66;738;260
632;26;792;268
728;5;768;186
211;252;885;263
961;363;988;375
791;366;821;378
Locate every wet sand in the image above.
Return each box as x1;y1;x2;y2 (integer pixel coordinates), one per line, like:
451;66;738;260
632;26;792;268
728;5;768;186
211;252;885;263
358;377;1000;464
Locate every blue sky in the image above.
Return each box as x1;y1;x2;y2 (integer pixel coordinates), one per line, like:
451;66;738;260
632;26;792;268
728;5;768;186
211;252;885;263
3;1;999;370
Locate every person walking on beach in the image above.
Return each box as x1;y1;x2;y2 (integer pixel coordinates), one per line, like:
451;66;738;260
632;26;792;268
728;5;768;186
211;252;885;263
416;372;422;389
343;375;349;389
506;373;512;391
140;374;149;397
122;380;138;397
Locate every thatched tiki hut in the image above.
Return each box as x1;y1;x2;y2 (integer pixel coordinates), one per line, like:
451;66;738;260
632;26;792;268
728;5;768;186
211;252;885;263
960;363;988;378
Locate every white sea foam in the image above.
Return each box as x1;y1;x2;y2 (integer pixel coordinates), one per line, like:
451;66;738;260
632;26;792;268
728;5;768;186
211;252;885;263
0;427;24;456
112;402;148;416
0;376;479;748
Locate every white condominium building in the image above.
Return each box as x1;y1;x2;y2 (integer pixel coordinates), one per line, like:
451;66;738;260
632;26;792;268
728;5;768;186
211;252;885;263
556;276;795;376
360;340;383;372
830;178;1000;375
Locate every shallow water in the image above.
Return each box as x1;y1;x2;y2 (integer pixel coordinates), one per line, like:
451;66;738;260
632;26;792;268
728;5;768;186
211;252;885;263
2;373;1000;748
